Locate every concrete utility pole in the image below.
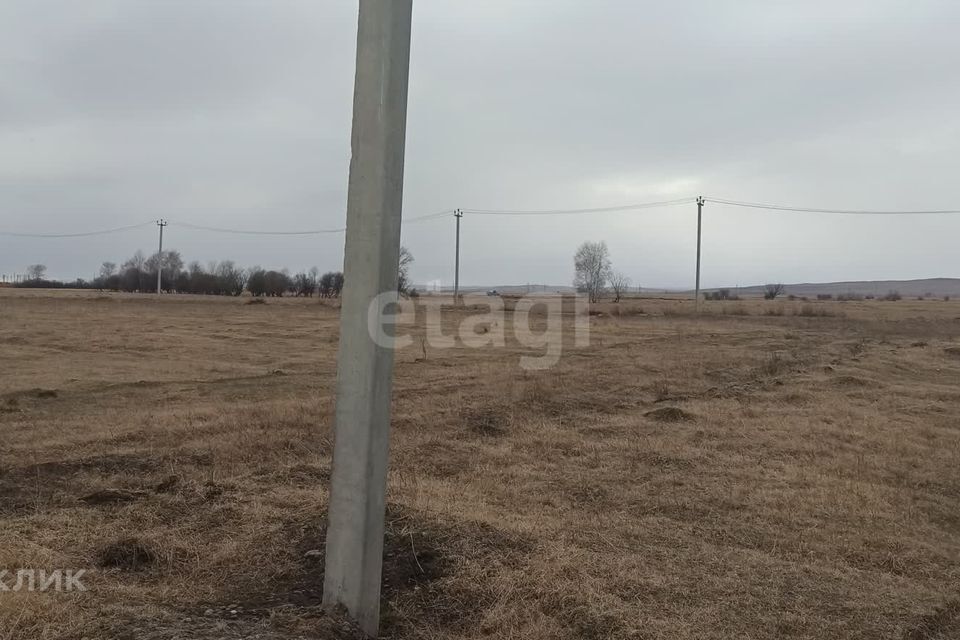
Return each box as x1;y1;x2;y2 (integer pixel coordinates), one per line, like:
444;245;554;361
322;1;413;637
454;209;463;302
156;219;167;295
695;196;704;310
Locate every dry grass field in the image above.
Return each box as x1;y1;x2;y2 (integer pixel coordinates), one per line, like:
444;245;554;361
2;289;960;639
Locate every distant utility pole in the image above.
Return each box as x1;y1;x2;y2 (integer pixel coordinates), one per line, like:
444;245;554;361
454;209;463;302
156;219;168;295
695;196;704;311
322;1;413;637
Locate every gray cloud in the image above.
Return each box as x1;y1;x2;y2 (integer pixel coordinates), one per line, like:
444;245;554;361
2;0;958;288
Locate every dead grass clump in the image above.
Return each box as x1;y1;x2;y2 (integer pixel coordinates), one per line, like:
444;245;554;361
98;538;158;570
757;352;793;377
644;406;696;423
31;388;58;398
795;304;837;317
245;298;267;305
723;304;750;316
945;346;960;358
153;475;180;493
763;306;785;316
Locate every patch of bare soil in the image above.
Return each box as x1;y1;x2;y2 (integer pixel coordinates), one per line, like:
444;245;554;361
80;488;145;505
0;453;159;514
462;407;509;437
195;505;533;639
98;538;158;570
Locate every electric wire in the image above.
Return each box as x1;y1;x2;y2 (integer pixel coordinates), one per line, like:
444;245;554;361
704;197;960;215
0;220;156;238
463;197;696;216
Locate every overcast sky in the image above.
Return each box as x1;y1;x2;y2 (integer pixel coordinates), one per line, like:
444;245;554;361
2;0;959;288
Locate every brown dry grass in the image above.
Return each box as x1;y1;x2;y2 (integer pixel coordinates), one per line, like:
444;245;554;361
2;289;960;639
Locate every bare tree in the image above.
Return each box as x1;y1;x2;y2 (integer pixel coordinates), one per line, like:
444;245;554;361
99;262;117;280
764;283;786;300
216;260;247;296
25;264;47;281
609;271;631;303
397;246;414;296
573;241;612;303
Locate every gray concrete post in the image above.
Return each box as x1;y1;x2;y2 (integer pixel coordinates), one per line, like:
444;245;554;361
322;1;413;637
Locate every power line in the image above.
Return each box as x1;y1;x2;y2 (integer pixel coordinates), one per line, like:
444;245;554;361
170;221;346;236
404;209;455;223
463;197;696;216
0;220;156;238
704;197;960;215
169;210;455;235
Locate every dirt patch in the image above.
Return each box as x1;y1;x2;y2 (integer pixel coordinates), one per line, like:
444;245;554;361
80;488;145;506
0;453;160;515
209;505;532;636
462;407;509;437
98;538;158;570
645;406;696;423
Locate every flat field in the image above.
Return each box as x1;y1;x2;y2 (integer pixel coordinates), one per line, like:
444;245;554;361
1;289;960;639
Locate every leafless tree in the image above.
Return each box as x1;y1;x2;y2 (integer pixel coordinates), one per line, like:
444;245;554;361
25;264;47;281
573;241;612;303
609;271;631;303
764;283;786;300
397;246;414;296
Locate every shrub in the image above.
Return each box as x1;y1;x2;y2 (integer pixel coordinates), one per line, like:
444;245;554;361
836;292;864;302
882;290;902;301
817;294;833;301
723;305;749;316
796;304;834;317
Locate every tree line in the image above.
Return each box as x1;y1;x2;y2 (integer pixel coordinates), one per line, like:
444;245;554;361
14;247;415;298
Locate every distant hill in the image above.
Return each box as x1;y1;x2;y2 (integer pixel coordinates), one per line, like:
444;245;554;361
419;278;960;298
701;278;960;298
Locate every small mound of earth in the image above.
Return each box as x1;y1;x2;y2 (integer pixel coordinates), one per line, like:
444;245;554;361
645;407;696;423
98;538;157;570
